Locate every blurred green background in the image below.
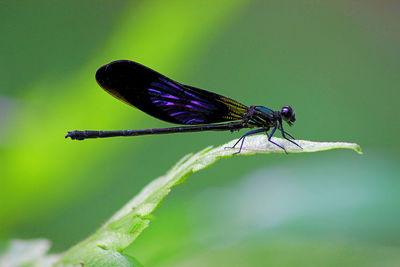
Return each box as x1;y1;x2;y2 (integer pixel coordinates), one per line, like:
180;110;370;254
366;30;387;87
1;0;399;266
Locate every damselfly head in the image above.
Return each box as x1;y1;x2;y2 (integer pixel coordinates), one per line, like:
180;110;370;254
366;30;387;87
281;105;296;126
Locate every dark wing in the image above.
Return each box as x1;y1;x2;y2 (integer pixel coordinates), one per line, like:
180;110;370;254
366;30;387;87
95;60;248;125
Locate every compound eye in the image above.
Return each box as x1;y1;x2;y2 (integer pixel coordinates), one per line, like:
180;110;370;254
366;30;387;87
281;106;292;117
281;106;296;124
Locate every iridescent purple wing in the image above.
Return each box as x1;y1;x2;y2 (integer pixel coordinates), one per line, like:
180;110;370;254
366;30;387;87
95;60;248;125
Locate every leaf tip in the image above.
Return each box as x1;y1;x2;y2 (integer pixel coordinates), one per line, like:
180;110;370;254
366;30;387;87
353;144;363;155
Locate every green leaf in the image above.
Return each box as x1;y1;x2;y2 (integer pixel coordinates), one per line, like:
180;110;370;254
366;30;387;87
53;136;361;266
